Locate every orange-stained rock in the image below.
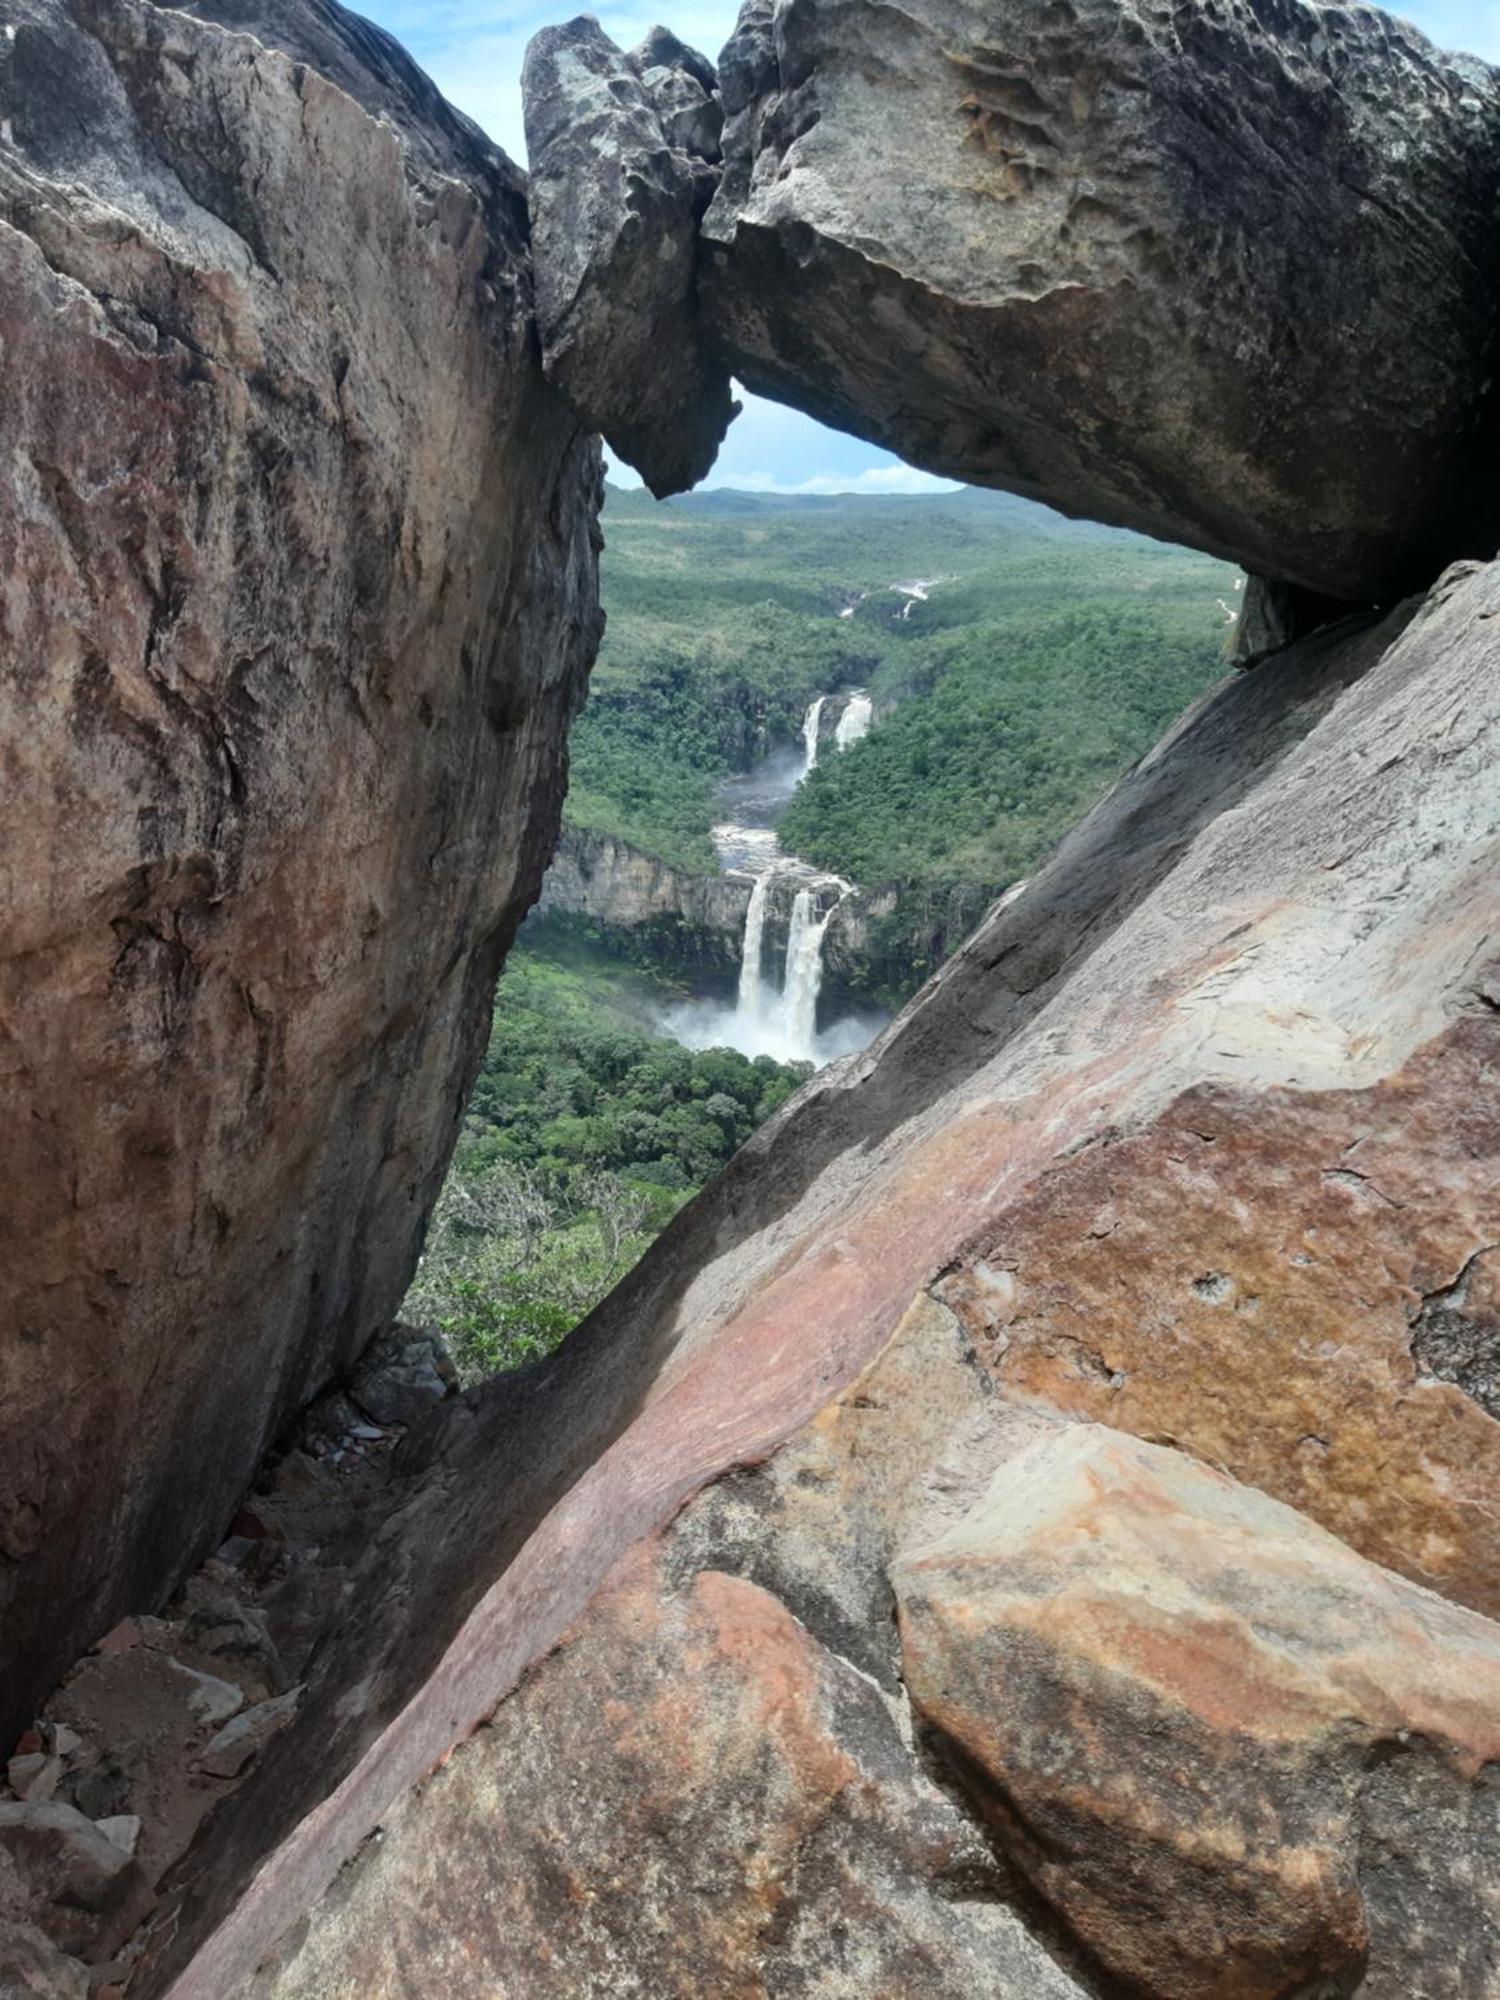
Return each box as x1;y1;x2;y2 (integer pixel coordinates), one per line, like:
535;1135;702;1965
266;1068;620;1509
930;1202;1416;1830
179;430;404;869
895;1426;1500;2000
249;1541;1088;2000
937;1017;1500;1615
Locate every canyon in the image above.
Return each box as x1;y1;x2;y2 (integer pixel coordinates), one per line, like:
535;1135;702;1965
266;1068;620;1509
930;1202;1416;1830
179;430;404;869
2;2;1499;1997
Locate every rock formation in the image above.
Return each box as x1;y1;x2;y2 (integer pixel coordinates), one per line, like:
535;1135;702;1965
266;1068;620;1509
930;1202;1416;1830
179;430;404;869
6;0;1500;1996
537;824;752;979
0;0;600;1746
117;558;1499;2000
524;16;736;496
895;1427;1500;1999
527;0;1500;599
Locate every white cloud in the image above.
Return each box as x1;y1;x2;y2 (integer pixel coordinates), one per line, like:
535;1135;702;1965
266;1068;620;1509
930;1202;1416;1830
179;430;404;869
707;465;963;496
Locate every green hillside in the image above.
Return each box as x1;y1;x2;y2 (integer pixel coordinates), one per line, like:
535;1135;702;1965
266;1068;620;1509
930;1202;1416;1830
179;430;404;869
572;485;1237;884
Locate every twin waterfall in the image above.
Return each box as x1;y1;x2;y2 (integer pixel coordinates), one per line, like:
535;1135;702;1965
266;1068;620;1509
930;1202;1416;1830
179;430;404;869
723;689;874;1064
804;691;872;773
735;875;847;1059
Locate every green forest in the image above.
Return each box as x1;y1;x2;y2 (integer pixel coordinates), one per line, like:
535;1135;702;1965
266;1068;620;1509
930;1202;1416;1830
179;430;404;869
410;485;1240;1377
406;945;807;1380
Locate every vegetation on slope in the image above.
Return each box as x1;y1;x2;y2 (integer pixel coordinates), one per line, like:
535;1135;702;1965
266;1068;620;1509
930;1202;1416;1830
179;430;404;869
778;599;1223;887
406;945;806;1380
572;484;1237;886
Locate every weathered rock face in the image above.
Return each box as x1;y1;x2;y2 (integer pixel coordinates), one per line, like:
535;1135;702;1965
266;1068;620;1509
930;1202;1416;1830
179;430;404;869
251;1535;1088;2000
134;556;1500;2000
10;4;1500;1995
536;823;751;977
694;0;1500;595
0;0;600;1743
524;15;736;497
895;1427;1500;2000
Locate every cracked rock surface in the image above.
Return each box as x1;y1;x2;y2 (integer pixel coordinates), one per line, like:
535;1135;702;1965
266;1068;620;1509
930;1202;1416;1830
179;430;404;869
896;1426;1500;2000
0;0;601;1744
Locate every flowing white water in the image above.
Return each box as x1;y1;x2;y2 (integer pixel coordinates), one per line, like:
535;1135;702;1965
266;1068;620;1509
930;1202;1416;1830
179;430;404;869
834;693;873;752
736;868;774;1021
781;888;839;1052
655;691;890;1068
802;696;827;773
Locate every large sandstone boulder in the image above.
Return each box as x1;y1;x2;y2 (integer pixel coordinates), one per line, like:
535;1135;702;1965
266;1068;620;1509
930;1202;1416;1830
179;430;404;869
523;16;736;496
694;0;1500;597
0;0;600;1743
895;1427;1500;2000
131;552;1500;1998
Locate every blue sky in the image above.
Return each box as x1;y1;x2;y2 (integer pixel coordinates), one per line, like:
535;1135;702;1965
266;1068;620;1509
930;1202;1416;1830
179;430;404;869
358;0;1500;493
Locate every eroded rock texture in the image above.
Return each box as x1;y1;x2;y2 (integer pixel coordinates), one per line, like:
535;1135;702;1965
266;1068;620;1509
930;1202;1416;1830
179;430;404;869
0;0;600;1743
896;1428;1500;2000
524;16;736;496
692;0;1500;593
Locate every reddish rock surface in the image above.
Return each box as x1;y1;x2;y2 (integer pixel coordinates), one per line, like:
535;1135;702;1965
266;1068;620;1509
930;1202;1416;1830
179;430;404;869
0;0;599;1740
895;1427;1500;2000
938;1018;1500;1614
250;1541;1086;1999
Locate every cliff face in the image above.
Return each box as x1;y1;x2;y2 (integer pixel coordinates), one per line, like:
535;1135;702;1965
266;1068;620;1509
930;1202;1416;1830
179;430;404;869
537;824;751;977
0;0;600;1740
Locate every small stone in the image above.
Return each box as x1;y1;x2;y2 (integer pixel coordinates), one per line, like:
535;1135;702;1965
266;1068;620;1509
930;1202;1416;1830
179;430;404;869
213;1536;259;1568
165;1660;243;1727
49;1726;81;1759
69;1752;130;1824
194;1688;302;1780
93;1816;141;1857
349;1329;457;1428
7;1754;61;1803
0;1802;154;1960
11;1728;42;1758
348;1422;385;1443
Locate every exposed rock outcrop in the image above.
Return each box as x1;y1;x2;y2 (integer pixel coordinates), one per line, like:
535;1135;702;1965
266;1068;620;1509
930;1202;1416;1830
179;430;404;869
9;2;1500;1995
700;0;1500;596
524;16;736;496
896;1427;1500;2000
536;824;752;977
0;0;600;1744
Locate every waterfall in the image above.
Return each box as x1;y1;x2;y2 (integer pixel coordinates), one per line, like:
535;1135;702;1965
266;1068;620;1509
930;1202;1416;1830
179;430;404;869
781;888;839;1054
834;693;873;752
802;696;827;774
736;869;774;1020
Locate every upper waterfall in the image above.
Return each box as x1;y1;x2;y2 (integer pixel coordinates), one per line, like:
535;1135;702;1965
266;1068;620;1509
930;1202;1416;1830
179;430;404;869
802;696;827;774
